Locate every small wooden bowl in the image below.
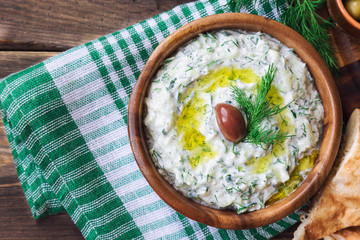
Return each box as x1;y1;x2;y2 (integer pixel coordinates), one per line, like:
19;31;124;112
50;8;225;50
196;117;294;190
327;0;360;38
128;13;342;229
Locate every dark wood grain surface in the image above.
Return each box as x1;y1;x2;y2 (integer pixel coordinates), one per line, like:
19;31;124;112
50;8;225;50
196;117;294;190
0;1;359;239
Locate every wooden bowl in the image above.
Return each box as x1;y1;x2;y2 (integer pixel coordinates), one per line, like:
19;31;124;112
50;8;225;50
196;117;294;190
128;13;342;229
327;0;360;38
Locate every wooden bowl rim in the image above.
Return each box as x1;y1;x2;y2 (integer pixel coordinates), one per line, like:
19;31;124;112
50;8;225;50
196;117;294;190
128;13;342;229
337;0;360;28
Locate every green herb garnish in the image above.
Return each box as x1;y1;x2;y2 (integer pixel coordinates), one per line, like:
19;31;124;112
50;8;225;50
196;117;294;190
236;203;247;214
231;64;291;147
282;0;337;72
152;150;162;161
228;0;338;72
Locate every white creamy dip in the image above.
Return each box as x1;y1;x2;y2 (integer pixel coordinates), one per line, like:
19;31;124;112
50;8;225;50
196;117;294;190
144;30;323;213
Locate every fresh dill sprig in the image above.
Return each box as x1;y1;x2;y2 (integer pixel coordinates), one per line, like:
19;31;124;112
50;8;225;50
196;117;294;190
282;0;338;72
231;64;290;147
227;0;338;73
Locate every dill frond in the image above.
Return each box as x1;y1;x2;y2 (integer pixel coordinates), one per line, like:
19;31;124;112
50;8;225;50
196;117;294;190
227;0;338;73
231;64;290;147
282;0;337;72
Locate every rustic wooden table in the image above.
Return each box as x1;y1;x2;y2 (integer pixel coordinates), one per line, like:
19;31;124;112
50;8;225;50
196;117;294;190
0;1;359;239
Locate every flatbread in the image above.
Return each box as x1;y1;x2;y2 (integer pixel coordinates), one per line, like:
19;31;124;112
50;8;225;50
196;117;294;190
324;227;360;240
293;109;360;240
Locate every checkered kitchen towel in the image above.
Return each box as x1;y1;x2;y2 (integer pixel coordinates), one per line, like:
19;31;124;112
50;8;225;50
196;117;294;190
0;0;308;239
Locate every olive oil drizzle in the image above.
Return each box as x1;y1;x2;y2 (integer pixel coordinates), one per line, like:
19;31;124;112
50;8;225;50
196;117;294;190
266;150;319;205
177;93;216;168
247;87;295;174
175;65;317;205
176;67;259;168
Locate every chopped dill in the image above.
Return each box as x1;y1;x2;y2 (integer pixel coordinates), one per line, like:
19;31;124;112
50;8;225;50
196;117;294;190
152;150;162;163
207;47;214;53
277;158;285;164
166;79;176;90
236;204;247;214
163;58;173;65
207;60;223;67
221;39;239;48
203;32;216;40
302;122;307;136
258;198;264;207
232;143;240;155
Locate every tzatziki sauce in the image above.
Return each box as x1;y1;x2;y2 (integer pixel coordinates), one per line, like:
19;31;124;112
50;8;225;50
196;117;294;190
144;30;323;213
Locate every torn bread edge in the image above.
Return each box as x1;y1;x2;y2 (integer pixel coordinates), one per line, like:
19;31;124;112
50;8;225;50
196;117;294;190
293;109;360;240
324;227;360;240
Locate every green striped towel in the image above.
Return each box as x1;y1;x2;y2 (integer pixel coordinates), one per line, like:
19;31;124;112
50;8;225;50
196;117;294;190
0;0;306;239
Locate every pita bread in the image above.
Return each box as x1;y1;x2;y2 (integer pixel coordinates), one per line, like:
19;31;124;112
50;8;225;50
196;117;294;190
293;109;360;240
323;227;360;240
